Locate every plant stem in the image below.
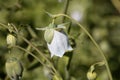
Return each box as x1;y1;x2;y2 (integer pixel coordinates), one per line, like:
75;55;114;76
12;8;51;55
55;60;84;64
15;46;44;66
0;23;60;77
9;24;59;75
17;33;58;75
62;0;70;23
62;0;72;34
18;33;63;78
55;14;113;80
15;45;55;74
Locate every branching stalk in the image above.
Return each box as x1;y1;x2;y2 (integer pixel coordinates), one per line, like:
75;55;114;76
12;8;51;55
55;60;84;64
15;32;59;75
0;23;60;78
54;14;113;80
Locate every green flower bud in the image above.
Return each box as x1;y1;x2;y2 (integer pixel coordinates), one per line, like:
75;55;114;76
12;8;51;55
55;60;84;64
5;57;23;80
87;72;97;80
6;34;16;48
44;29;54;44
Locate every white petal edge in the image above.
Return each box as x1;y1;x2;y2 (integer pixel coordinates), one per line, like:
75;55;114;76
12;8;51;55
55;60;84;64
47;30;73;57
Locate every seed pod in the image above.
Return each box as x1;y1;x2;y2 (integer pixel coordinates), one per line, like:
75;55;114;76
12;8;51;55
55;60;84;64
6;34;16;48
5;57;23;80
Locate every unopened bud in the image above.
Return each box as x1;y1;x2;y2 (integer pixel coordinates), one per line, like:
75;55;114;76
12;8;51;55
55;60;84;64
87;72;97;80
44;29;54;44
6;34;16;48
5;57;23;80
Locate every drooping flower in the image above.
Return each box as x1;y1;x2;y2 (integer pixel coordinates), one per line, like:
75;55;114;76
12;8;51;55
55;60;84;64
47;29;73;57
36;23;73;57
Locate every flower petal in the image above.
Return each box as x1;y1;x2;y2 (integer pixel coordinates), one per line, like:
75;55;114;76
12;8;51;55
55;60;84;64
47;30;73;57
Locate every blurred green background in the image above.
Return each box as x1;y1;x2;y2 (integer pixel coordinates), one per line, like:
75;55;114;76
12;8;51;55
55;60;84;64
0;0;120;80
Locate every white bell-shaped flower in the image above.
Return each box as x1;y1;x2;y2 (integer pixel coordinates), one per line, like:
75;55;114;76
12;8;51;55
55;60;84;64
47;30;73;57
36;23;73;57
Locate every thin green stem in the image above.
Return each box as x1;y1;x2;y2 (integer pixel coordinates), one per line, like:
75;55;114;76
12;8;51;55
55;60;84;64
16;33;58;75
0;23;9;29
62;0;72;34
27;26;37;38
62;0;70;23
55;14;113;80
15;45;55;74
0;23;60;77
9;24;58;75
17;32;62;78
15;46;44;66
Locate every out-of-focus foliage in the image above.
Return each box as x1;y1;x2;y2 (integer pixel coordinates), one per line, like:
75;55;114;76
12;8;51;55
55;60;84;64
0;0;120;80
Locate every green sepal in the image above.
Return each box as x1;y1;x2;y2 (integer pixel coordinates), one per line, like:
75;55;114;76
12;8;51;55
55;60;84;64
44;29;54;44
